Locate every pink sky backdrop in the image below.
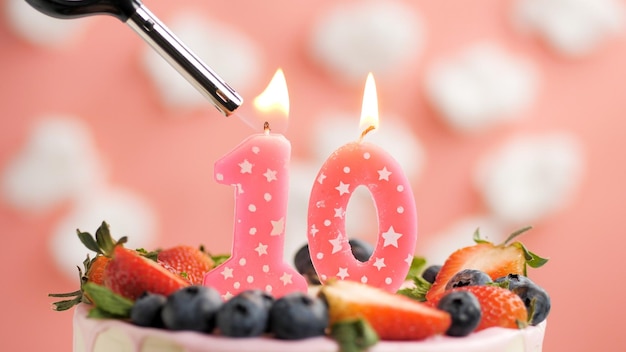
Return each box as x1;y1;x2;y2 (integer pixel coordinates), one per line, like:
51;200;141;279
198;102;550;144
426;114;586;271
1;1;626;351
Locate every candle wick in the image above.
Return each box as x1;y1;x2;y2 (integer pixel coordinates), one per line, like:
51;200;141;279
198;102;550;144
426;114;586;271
359;125;376;141
264;121;271;134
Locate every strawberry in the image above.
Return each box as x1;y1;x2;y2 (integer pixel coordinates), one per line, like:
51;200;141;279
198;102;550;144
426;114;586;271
430;285;528;331
156;245;214;285
426;227;548;302
320;280;451;340
86;255;110;285
104;246;189;300
49;221;125;310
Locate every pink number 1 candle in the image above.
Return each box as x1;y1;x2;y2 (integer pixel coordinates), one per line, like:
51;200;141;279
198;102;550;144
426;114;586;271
307;73;417;293
204;70;307;299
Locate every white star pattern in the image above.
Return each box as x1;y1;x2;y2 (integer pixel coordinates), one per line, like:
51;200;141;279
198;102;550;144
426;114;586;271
405;254;414;265
255;242;268;256
280;272;293;285
310;224;319;237
221;266;234;279
263;168;277;182
337;267;350;280
329;234;343;254
382;226;403;248
239;159;253;174
378;167;392;181
334;207;344;218
270;217;285;236
373;257;386;271
335;181;350;195
317;173;327;184
223;292;234;300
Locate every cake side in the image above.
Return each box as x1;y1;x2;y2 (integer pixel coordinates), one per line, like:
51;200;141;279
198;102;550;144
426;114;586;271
73;303;546;352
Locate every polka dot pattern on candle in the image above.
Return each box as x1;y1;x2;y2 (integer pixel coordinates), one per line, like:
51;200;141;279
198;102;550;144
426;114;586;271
307;141;417;293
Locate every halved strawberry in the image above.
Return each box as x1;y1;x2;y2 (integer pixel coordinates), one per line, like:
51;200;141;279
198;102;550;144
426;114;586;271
156;245;214;285
104;246;190;300
430;285;528;331
49;221;125;310
426;227;548;302
320;280;451;340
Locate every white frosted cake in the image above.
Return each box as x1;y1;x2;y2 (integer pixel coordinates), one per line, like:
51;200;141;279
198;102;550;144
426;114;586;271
55;223;549;352
73;303;546;352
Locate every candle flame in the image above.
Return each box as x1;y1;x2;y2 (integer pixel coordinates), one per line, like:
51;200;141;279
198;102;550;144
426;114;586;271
359;73;379;136
253;69;289;131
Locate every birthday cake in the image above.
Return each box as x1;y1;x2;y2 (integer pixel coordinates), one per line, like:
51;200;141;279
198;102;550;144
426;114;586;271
53;223;550;352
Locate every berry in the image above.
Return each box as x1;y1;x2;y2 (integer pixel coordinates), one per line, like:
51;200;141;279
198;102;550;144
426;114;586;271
321;280;450;340
49;221;126;311
445;269;492;290
431;285;528;331
421;265;441;284
161;285;223;332
269;291;329;340
495;274;551;325
217;290;272;337
348;238;374;262
157;245;214;285
426;227;548;302
130;293;167;328
437;290;481;337
294;239;373;285
104;246;190;300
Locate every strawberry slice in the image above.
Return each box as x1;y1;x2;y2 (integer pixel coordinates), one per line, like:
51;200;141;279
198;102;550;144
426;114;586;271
430;285;528;331
426;227;547;302
320;280;451;340
104;246;190;301
157;245;215;285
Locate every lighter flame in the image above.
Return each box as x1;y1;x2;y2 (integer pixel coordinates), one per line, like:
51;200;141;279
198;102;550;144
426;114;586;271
359;73;379;137
253;69;289;121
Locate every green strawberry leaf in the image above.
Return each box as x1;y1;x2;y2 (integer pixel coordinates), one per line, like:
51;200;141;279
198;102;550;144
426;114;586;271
404;256;427;280
503;226;533;245
397;275;431;302
209;253;231;266
95;221;115;255
77;230;101;254
83;283;134;319
330;318;379;352
518;244;549;269
397;257;432;301
472;228;492;244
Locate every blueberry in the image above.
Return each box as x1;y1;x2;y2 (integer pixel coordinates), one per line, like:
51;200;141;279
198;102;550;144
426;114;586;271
437;290;482;337
269;292;328;340
495;274;551;325
445;269;492;290
294;244;320;285
130;292;166;328
161;285;223;332
294;239;373;285
422;265;442;284
217;290;272;337
348;239;374;262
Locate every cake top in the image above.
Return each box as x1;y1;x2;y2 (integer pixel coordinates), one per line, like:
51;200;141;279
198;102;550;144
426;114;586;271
51;221;550;352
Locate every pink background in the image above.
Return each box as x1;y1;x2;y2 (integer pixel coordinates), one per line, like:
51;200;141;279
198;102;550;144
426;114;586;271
1;0;625;351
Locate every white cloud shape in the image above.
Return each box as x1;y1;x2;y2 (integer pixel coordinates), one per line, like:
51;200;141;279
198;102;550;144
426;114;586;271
2;116;107;212
142;12;263;110
49;187;158;280
5;0;89;47
310;1;424;84
513;0;626;56
475;132;584;225
425;42;539;133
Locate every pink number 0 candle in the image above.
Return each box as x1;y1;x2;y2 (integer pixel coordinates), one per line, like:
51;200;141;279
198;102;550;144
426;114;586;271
204;70;307;299
307;73;417;293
